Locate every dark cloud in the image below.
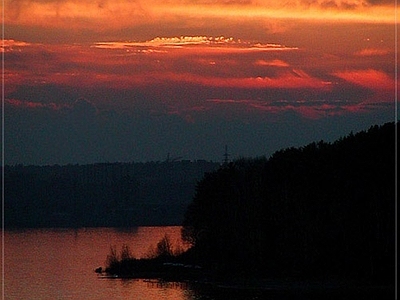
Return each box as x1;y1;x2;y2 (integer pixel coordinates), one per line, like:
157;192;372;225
300;0;392;8
70;98;98;117
8;84;79;105
319;0;358;9
364;0;393;4
5;91;394;166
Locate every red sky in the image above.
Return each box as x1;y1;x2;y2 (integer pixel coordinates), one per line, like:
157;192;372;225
3;0;398;164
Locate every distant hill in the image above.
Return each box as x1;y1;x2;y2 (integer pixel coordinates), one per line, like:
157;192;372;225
4;160;220;228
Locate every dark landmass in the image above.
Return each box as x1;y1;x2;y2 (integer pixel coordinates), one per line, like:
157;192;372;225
4;160;220;228
101;122;396;293
100;236;394;299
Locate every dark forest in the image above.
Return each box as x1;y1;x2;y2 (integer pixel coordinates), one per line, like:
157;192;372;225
181;122;395;282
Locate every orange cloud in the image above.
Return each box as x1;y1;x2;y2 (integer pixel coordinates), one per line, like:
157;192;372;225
25;70;329;91
254;59;290;67
153;70;332;90
4;0;395;34
1;39;31;52
92;38;299;53
201;98;375;120
355;48;391;56
332;69;395;91
153;1;395;24
2;38;301;91
4;38;394;123
5;0;151;30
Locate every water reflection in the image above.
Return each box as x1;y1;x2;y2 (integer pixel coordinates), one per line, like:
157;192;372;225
5;228;392;300
4;227;191;300
117;280;189;300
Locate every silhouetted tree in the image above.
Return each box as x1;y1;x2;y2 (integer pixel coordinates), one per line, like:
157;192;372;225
182;122;395;281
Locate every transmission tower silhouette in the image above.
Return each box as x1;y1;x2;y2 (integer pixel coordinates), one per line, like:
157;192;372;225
223;145;230;164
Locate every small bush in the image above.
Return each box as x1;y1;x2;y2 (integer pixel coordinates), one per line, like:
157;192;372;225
104;236;183;275
120;244;133;261
106;245;119;270
155;234;174;259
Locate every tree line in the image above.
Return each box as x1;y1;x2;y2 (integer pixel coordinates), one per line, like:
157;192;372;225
4;160;220;228
181;122;395;282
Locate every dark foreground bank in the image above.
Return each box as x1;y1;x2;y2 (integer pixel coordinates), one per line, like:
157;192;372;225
97;262;395;300
96;243;395;300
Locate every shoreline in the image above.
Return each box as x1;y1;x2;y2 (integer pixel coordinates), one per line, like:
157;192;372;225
96;269;395;294
96;273;395;299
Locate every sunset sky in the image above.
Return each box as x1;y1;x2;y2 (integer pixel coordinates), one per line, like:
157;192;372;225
3;0;398;165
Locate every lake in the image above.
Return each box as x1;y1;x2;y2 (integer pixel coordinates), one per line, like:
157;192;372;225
3;227;394;300
4;227;192;300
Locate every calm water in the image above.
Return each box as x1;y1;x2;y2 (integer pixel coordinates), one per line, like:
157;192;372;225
4;227;195;300
3;227;394;300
